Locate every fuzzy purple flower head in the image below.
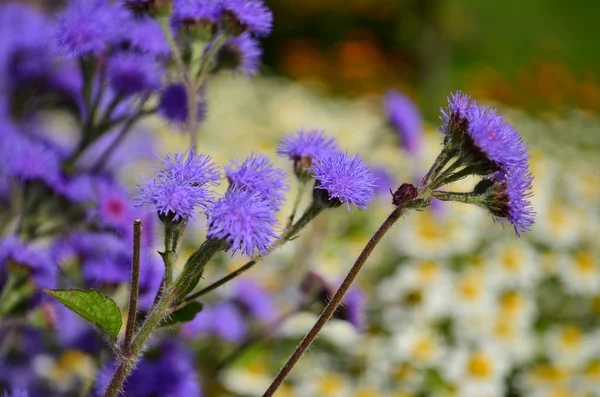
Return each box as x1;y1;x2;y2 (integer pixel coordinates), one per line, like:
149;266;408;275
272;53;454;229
441;91;529;172
120;17;170;56
477;167;536;236
158;83;207;126
277;128;339;177
137;151;220;222
225;153;288;210
171;0;223;33
207;189;279;257
312;150;377;210
53;0;127;58
107;53;163;96
216;33;262;76
221;0;273;37
383;90;423;156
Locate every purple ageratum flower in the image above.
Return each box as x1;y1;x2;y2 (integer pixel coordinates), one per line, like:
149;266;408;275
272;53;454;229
120;17;170;56
171;0;222;31
207;189;279;257
159;151;221;186
486;167;536;236
441;91;529;171
0;237;57;289
215;33;262;76
383;90;423;155
221;0;273;37
96;340;202;396
52;0;127;58
1;133;62;188
106;53;163;96
234;279;276;322
225;153;288;210
312;150;377;210
137;151;219;221
158;83;207;126
277;128;339;175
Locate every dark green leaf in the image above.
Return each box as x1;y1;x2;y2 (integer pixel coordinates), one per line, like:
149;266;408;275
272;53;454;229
44;289;122;341
160;301;203;327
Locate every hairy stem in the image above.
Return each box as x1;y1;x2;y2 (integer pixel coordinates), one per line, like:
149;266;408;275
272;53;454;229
263;206;406;397
123;219;142;355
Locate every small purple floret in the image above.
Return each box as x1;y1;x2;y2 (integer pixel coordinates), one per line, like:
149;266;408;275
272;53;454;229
221;0;273;37
137;152;219;221
107;53;163;96
312;150;377;210
158;83;207;126
496;167;536;236
277;128;338;165
225;153;288;210
207;189;279;257
217;33;262;76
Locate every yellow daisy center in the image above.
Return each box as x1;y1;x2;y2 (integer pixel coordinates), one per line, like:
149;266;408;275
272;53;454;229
467;352;494;378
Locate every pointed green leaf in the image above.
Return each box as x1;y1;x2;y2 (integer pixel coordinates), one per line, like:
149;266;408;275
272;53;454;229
44;289;122;341
160;301;203;327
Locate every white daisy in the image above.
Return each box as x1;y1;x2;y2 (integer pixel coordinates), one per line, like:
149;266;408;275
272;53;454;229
557;250;600;296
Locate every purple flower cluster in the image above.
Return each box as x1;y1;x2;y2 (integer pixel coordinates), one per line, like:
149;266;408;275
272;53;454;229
158;83;207;126
312;150;377;210
216;33;263;76
0;237;57;290
439;92;535;235
137;151;220;222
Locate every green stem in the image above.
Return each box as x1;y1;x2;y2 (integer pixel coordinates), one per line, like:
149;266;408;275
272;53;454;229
286;180;307;229
178;202;324;306
420;147;454;189
103;239;223;397
429;165;478;190
195;33;226;85
263;206;407;397
431;190;483;205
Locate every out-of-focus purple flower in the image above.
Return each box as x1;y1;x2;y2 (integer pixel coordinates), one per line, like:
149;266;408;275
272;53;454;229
82;256;131;285
120;17;170;56
158;83;207;126
225;153;288;210
383;90;423;155
55;173;99;203
484;168;536;236
171;0;222;32
312;150;376;210
93;177;135;231
208;189;279;256
221;0;273;37
1;133;62;188
96;340;202;396
107;53;163;96
0;237;57;289
215;33;262;76
371;167;396;198
0;3;51;85
234;279;276;322
441;91;529;172
52;0;127;58
182;303;246;343
1;389;29;397
137;151;219;222
277;128;339;176
337;287;366;332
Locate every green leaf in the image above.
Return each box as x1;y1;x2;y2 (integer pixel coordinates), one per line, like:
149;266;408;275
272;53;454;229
160;301;203;327
44;289;122;341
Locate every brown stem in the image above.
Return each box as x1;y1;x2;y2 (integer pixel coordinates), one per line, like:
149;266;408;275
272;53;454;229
123;219;142;355
262;206;405;396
